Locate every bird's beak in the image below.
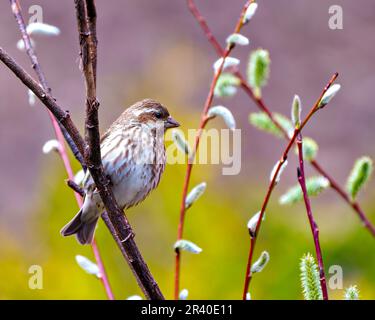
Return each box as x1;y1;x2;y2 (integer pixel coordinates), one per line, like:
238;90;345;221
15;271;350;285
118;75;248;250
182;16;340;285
165;116;180;129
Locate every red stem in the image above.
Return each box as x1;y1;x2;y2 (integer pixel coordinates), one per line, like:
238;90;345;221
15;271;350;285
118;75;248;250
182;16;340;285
242;75;338;299
185;0;375;237
297;134;328;300
175;0;254;300
311;161;375;236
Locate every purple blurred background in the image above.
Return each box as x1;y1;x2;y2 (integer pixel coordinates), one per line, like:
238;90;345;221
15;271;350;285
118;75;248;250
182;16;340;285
0;0;374;233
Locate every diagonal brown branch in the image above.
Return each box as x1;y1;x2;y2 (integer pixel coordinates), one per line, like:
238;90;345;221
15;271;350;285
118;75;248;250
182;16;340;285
8;0;114;299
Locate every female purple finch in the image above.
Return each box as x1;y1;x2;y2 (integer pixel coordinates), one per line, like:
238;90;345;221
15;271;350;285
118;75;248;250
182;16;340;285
61;99;179;244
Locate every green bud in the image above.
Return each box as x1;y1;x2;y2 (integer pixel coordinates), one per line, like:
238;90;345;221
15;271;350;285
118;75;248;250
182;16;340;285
279;176;330;205
172;130;191;156
291;95;302;128
249;112;293;138
214;73;241;98
247;49;270;98
294;137;319;162
344;285;360;300
346;156;373;201
300;253;323;300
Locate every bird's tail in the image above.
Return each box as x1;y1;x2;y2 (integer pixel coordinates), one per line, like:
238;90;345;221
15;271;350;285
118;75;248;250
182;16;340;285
60;208;99;245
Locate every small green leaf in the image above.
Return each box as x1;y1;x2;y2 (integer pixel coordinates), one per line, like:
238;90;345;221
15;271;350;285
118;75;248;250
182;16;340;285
247;49;270;98
300;253;323;300
214;73;241;98
346;156;373;201
294;137;319;162
279;176;330;205
249;112;293;138
344;285;360;300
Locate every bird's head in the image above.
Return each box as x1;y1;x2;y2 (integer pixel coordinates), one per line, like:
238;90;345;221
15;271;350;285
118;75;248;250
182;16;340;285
127;99;180;131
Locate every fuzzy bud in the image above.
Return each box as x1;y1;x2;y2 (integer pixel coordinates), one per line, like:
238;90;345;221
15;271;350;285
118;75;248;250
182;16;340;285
270;160;288;184
75;255;101;278
243;2;258;24
207;106;236;131
344;285;360;300
318;84;341;108
247;211;265;238
249;112;294;139
300;253;322;300
185;182;207;210
346;156;373;201
247;49;270;98
179;289;189;300
214;73;241;98
213;57;240;73
295;137;319;162
172;130;191;156
42;139;61;154
26;22;60;36
251;251;270;273
226;33;250;47
291;95;302;128
279;176;330;205
174;239;202;254
127;295;143;300
28;89;36;106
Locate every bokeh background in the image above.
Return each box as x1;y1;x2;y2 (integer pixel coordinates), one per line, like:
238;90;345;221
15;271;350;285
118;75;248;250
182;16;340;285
0;0;374;299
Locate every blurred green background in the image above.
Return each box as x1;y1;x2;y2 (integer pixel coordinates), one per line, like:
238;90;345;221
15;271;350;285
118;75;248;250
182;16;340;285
0;0;374;299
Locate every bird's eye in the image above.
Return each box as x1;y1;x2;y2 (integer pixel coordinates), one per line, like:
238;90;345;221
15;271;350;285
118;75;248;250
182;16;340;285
154;111;163;119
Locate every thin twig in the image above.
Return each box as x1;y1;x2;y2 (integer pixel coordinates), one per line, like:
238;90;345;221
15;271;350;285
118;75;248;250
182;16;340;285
9;0;113;299
185;0;375;237
296;133;328;300
175;0;254;300
10;0;85;168
66;179;85;197
74;0;164;299
242;74;338;299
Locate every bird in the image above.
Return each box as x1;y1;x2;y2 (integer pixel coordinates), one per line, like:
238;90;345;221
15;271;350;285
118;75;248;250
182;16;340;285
61;99;180;244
